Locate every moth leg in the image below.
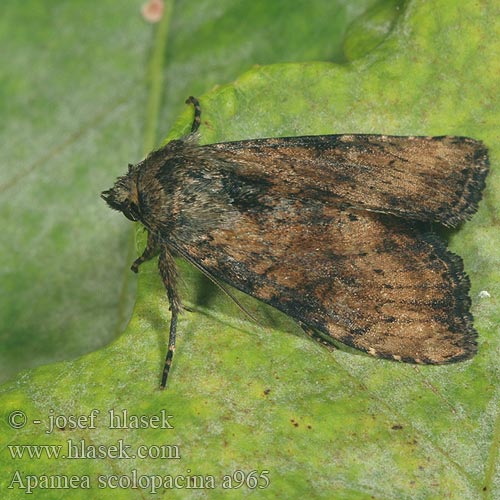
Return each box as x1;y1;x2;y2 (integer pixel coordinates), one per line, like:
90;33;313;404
185;96;201;133
299;321;337;352
131;231;160;273
158;246;182;389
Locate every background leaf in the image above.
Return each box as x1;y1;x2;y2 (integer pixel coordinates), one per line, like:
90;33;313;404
0;0;379;383
1;0;499;499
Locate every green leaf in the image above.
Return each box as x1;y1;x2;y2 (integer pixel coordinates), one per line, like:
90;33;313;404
2;1;499;499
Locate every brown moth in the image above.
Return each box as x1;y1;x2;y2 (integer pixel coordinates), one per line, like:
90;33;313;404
102;97;489;389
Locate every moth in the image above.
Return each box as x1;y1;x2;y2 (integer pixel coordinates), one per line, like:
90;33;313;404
102;97;489;389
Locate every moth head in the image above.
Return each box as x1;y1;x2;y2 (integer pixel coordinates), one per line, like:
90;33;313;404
101;164;142;222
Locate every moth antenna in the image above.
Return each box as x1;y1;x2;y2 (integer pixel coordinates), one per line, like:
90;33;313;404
299;321;338;352
185;96;201;133
172;243;262;326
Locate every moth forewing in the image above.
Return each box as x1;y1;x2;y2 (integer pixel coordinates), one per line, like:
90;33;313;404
206;134;489;227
